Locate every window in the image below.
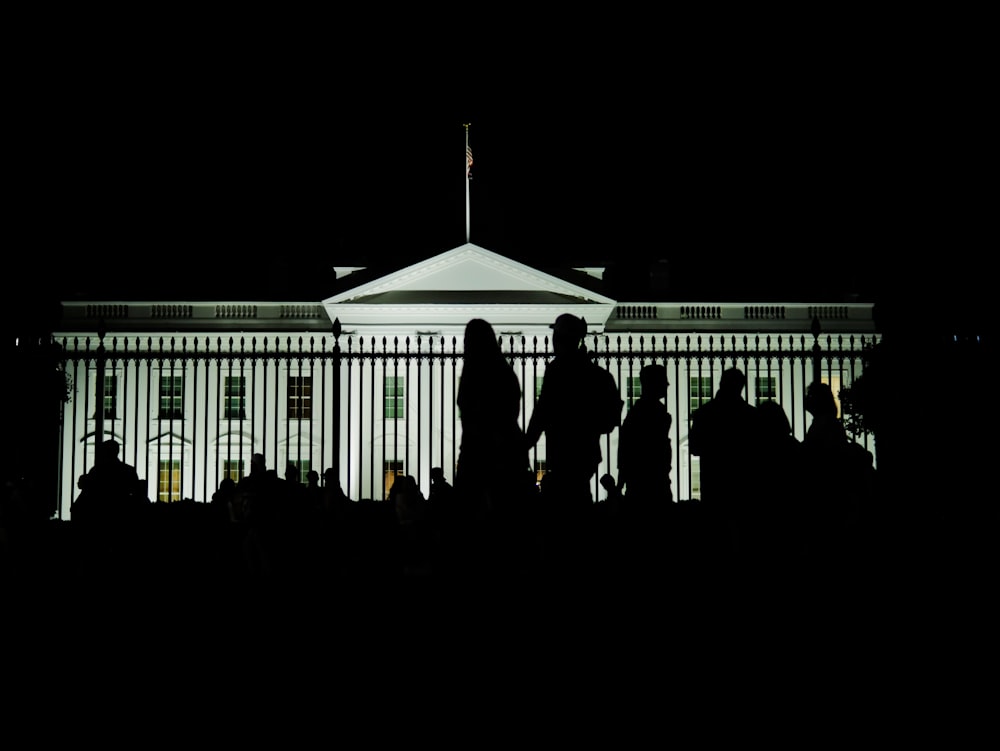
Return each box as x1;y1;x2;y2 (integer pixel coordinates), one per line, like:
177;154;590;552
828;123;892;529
158;459;181;503
384;460;404;499
287;459;310;484
755;376;777;405
224;376;246;420
288;376;312;420
534;459;548;487
94;374;118;419
223;459;244;483
626;376;642;410
821;375;843;419
159;375;184;419
384;376;405;419
690;375;713;414
535;376;544;400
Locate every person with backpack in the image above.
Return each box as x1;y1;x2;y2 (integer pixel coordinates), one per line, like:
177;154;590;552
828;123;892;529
525;313;623;512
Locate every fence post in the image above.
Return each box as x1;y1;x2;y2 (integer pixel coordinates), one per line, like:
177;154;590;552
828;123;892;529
811;315;822;386
332;317;342;487
95;318;106;446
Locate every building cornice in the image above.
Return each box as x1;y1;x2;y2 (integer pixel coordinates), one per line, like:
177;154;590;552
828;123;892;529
55;301;333;335
606;301;876;334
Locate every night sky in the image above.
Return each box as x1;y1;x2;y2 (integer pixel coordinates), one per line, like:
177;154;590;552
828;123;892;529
2;13;994;648
8;16;991;333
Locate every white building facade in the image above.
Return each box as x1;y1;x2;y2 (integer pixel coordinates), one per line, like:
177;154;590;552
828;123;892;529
52;244;879;518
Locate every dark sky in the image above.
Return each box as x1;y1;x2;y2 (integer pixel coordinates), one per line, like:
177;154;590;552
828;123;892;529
9;16;992;327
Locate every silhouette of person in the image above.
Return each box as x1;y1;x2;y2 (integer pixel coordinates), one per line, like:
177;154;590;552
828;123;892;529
72;438;145;523
304;468;324;515
804;381;845;449
391;474;427;526
390;474;434;577
318;466;351;578
68;438;148;590
600;473;623;506
237;453;285;584
617;363;673;507
753;399;806;576
451;318;530;577
801;381;875;577
428;466;454;503
211;476;239;523
613;363;674;579
525;313;622;575
688;367;761;561
321;467;350;514
282;461;310;522
236;453;269;523
525;313;621;510
454;318;529;524
427;466;456;527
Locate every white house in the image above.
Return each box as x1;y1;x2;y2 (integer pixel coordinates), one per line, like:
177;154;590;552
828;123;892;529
51;242;879;519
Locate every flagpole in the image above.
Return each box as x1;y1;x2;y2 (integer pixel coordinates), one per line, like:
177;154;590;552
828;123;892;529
464;123;471;243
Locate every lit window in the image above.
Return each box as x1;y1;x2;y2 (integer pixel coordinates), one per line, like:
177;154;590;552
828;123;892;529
158;459;181;503
223;459;244;483
535;459;548;487
384;460;404;499
821;375;843;419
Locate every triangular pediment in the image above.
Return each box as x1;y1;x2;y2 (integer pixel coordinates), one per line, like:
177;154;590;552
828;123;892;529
324;243;615;305
322;243;618;334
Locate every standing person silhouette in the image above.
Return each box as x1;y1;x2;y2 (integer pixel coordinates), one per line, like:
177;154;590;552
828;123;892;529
617;363;674;506
689;367;761;565
801;380;874;579
753;399;806;578
454;319;528;519
453;318;530;576
525;313;622;574
615;363;674;579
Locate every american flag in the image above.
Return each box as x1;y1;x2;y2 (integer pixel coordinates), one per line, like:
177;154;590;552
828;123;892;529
466;145;473;178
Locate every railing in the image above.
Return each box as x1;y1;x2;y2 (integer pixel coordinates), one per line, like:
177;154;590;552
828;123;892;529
52;321;879;518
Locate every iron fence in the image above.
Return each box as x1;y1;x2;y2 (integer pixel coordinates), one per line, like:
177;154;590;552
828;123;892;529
52;325;879;518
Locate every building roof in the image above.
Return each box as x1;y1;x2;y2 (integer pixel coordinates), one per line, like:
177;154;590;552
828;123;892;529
53;242;876;338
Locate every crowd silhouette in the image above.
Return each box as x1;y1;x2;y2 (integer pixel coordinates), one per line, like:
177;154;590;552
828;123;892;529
5;311;961;626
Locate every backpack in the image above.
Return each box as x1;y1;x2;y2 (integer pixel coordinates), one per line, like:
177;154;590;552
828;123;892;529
590;361;624;434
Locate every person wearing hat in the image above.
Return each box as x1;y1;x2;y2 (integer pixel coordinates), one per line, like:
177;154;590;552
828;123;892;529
616;363;673;508
525;313;622;515
612;363;674;576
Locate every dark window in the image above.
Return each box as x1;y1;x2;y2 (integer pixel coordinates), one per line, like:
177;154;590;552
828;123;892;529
159;375;184;419
94;374;118;419
224;377;246;420
384;376;404;419
690;375;713;414
755;376;777;405
288;376;312;420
